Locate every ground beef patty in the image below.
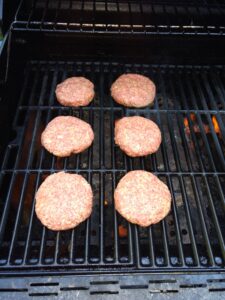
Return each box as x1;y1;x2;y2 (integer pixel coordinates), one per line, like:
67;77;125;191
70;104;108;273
115;116;161;157
41;116;94;157
111;73;156;107
114;171;171;227
35;172;93;231
56;77;94;107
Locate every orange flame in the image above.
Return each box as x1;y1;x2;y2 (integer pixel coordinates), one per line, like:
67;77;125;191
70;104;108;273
184;113;221;136
118;225;128;238
184;113;196;128
212;116;220;134
184;117;189;128
190;113;196;121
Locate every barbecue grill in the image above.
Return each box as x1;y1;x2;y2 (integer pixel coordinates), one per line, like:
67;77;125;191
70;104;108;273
0;0;225;298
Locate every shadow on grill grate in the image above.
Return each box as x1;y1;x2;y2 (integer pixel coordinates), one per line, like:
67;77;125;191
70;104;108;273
0;61;225;271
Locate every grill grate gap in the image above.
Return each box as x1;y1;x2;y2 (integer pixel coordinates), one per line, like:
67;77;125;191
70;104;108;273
0;61;225;272
30;283;59;287
120;285;148;289
28;293;58;297
60;287;89;291
209;288;225;292
180;284;207;288
90;291;119;295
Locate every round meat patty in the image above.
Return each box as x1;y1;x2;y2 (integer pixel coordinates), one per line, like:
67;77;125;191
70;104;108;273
115;116;161;157
35;172;93;231
114;171;171;227
56;77;95;107
111;73;156;107
41;116;94;157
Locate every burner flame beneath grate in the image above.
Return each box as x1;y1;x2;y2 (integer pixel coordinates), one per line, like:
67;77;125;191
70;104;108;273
118;225;128;238
212;116;221;137
183;113;221;137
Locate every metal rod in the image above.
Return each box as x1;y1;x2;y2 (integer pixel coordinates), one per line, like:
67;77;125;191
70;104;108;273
1;61;225;271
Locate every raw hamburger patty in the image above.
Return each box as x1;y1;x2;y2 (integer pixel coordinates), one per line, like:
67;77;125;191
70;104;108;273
114;171;171;227
41;116;94;157
115;116;161;157
56;77;94;107
111;73;156;107
35;172;93;231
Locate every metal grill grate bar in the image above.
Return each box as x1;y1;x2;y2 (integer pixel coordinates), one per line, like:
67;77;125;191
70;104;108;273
0;61;225;272
12;0;225;34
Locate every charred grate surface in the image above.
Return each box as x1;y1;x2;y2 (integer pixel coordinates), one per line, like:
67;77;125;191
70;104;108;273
0;61;225;273
13;0;225;35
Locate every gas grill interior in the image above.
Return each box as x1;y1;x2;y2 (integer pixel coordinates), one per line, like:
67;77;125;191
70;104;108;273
0;0;225;277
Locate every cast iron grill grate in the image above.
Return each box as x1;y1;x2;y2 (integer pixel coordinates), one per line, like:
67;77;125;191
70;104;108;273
13;0;225;34
0;61;225;273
